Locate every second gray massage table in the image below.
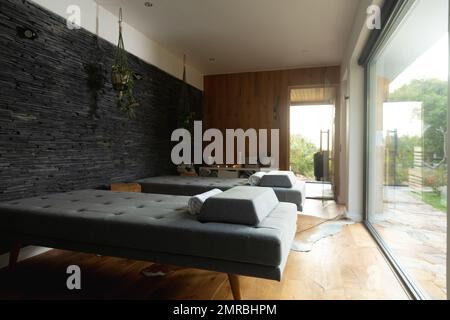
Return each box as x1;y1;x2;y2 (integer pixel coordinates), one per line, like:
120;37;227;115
136;175;306;211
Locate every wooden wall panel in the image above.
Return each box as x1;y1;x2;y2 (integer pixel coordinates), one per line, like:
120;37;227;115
204;66;340;169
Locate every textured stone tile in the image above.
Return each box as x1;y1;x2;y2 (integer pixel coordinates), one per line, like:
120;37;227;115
0;0;202;202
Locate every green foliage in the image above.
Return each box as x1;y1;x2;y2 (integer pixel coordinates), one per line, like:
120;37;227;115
111;13;139;119
112;66;139;119
179;111;197;133
423;166;447;194
389;79;448;163
290;135;318;178
421;192;447;212
387;79;448;189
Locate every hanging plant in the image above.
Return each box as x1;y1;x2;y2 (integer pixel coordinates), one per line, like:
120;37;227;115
85;62;105;119
177;54;197;133
111;8;139;118
179;111;197;133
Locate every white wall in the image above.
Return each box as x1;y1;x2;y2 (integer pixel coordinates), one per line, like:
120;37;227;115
337;77;348;206
31;0;204;90
339;0;383;221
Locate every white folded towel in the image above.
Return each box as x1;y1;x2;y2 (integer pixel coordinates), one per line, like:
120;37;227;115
248;172;266;186
188;189;223;215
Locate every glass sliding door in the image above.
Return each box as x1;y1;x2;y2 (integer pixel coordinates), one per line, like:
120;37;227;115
366;0;448;299
290;104;335;200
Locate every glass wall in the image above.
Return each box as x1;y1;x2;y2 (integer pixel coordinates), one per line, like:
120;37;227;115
366;0;448;299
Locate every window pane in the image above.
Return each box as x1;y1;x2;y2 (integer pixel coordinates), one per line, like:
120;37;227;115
367;0;448;299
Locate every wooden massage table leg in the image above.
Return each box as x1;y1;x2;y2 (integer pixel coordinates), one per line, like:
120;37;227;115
8;241;21;271
228;274;243;300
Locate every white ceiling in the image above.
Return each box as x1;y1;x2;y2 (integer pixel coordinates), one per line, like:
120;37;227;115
378;0;448;81
99;0;360;75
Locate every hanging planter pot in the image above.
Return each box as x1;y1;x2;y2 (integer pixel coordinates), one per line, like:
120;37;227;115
111;8;139;118
111;66;131;92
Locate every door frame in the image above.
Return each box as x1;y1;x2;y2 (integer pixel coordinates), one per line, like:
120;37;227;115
287;84;340;200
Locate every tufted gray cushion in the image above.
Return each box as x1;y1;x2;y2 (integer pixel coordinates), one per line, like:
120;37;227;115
198;187;279;226
136;176;248;195
260;171;297;188
0;190;297;268
136;175;305;211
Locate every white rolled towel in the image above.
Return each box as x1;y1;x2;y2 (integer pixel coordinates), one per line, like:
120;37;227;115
248;172;267;186
188;189;223;215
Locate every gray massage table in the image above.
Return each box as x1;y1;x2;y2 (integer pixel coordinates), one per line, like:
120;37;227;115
0;189;297;299
136;176;306;211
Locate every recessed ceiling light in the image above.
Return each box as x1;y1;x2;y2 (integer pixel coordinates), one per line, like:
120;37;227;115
144;2;153;7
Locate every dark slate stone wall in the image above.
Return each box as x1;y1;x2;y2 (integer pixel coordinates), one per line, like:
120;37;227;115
0;0;202;203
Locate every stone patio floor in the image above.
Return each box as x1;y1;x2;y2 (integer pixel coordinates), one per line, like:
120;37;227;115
371;186;447;299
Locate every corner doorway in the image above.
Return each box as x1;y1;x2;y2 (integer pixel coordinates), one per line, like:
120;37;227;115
289;87;336;201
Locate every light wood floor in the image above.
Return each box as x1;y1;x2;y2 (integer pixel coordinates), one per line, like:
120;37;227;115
0;201;409;300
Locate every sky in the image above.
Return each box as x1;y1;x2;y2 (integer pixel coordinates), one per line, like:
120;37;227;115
290;105;334;148
383;102;422;137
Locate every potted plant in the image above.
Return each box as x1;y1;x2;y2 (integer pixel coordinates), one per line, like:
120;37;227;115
111;65;131;92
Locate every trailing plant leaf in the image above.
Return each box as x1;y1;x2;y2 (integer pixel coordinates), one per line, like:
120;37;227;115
117;86;139;119
179;111;196;133
85;62;105;119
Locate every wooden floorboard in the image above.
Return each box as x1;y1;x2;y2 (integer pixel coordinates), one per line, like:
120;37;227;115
0;220;409;300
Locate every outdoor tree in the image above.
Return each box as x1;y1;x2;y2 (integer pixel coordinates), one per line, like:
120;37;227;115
389;79;448;165
290;135;318;178
389;79;447;208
